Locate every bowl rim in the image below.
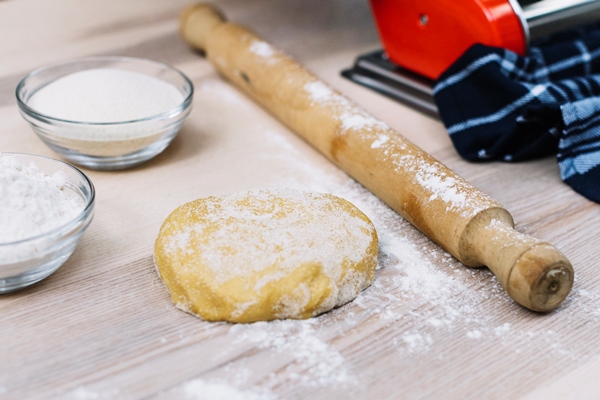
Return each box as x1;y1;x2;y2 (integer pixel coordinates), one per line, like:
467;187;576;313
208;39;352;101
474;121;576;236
0;152;96;247
15;55;194;126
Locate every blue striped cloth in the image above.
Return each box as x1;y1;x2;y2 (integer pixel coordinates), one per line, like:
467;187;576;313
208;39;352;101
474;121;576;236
433;25;600;203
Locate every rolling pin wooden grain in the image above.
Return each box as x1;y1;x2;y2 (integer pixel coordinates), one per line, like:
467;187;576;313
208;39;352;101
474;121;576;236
179;4;574;312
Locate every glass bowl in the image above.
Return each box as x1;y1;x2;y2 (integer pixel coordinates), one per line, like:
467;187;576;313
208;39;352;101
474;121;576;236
0;153;95;293
16;56;194;170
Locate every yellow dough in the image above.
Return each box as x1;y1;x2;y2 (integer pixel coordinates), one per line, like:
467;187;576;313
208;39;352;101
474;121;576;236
154;188;378;323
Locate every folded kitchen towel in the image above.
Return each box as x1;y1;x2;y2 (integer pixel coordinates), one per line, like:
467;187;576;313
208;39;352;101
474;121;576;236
433;24;600;203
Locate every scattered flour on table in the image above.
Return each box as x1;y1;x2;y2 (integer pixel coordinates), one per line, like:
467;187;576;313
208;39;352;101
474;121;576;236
466;330;483;340
63;387;120;400
494;323;512;336
181;380;276;400
230;319;351;388
0;155;83;245
399;332;434;353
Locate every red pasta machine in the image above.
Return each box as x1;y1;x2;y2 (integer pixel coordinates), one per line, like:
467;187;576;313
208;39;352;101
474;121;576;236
343;0;600;116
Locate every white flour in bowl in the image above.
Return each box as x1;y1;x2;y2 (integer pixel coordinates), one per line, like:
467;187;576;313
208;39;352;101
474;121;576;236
0;155;83;245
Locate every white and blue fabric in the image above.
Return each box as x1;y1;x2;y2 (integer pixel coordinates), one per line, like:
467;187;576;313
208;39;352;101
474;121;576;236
433;26;600;203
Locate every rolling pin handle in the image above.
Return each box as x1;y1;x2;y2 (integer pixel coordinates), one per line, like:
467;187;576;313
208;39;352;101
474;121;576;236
459;210;573;312
503;242;573;312
180;3;226;52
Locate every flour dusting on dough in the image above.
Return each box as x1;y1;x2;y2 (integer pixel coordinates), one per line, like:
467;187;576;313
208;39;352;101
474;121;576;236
155;188;378;322
165;189;374;284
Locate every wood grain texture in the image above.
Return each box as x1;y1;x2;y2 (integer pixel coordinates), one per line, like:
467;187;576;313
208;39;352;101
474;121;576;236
1;0;600;399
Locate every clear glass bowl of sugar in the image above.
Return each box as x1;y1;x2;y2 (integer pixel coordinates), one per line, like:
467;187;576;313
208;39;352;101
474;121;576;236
0;153;95;293
16;57;194;170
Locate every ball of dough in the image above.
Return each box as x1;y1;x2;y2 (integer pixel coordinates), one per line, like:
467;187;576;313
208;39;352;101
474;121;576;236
154;188;378;323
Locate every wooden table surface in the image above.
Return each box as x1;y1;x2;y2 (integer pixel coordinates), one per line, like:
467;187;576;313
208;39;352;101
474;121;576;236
2;1;600;399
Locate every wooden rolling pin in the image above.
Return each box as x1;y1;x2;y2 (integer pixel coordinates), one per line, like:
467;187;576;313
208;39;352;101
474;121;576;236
179;4;574;312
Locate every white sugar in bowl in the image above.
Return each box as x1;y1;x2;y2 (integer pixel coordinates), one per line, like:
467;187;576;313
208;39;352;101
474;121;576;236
16;57;194;170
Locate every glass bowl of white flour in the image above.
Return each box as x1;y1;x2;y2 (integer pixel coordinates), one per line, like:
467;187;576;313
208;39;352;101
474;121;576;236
16;57;194;170
0;153;95;292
